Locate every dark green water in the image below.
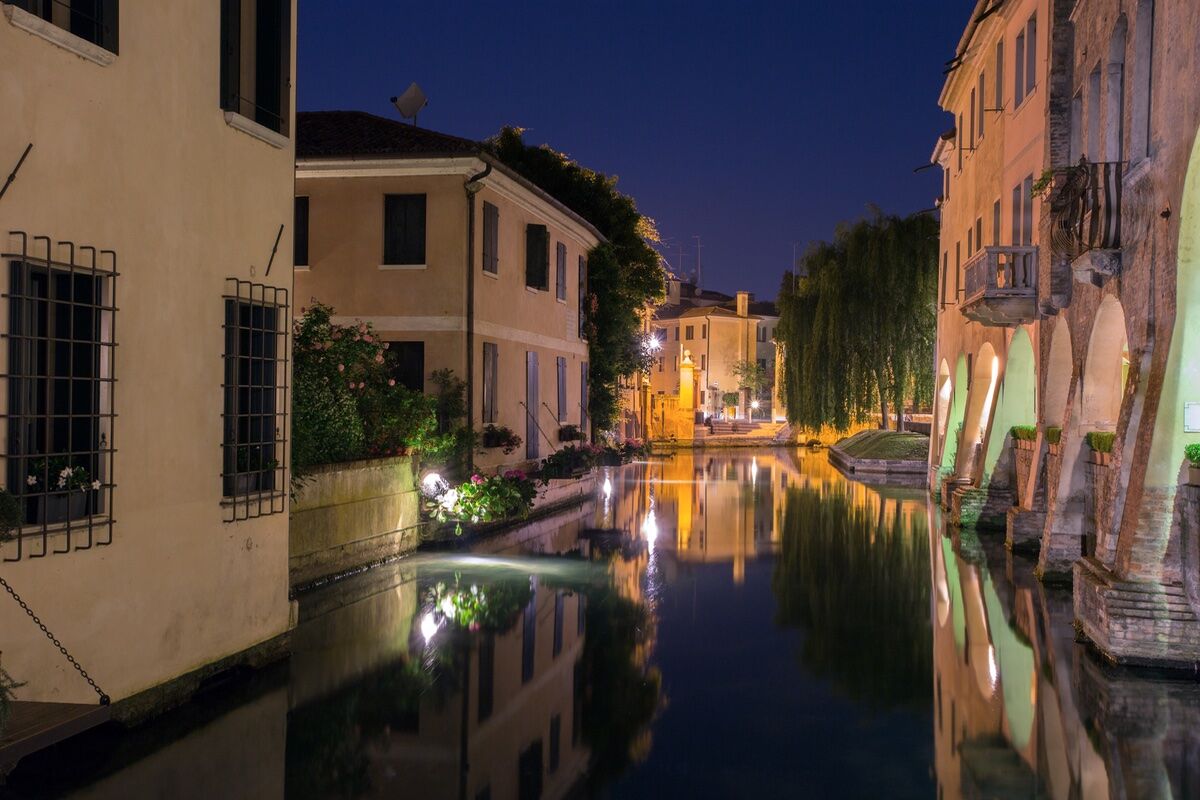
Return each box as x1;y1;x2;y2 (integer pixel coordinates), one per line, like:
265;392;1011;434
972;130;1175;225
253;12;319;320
4;450;1199;799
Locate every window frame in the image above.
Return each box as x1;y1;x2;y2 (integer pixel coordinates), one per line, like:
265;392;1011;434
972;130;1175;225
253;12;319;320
4;0;119;55
219;0;291;136
383;193;427;266
293;195;309;267
555;241;567;301
482;201;499;274
525;224;550;291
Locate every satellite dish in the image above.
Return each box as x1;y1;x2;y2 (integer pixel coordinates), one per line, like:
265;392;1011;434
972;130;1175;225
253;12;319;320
391;82;428;126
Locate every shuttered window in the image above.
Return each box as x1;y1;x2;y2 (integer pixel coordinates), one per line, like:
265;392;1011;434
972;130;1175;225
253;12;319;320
293;196;309;266
387;341;425;392
383;194;426;265
1024;15;1037;96
10;0;120;52
580;362;589;433
577;255;587;338
525;224;549;290
555;242;567;300
556;357;567;421
482;342;498;423
220;0;290;135
482;201;499;274
977;72;986;138
1015;30;1026;106
995;41;1004;108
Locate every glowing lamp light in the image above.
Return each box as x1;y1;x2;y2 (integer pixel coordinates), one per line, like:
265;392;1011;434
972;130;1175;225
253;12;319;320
421;472;447;496
420;612;440;644
751;400;760;410
603;476;613;499
640;508;658;547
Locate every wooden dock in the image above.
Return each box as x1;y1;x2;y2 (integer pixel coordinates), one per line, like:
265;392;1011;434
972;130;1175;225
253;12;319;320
1;701;110;772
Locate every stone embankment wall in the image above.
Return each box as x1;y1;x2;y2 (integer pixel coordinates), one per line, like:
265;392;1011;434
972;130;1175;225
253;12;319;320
290;457;422;588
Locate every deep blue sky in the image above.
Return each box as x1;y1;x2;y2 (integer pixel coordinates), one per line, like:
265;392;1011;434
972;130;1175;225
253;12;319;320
298;1;968;300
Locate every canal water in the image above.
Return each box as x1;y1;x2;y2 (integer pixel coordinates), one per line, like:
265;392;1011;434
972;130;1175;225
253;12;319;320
4;449;1199;799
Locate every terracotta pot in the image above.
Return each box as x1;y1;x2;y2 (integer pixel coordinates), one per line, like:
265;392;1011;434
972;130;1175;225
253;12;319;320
1089;451;1111;467
1189;465;1200;486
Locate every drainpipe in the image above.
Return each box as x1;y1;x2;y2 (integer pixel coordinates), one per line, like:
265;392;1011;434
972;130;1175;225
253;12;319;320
464;160;493;473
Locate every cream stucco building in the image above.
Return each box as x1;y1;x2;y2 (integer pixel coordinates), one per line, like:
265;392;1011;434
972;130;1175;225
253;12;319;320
0;0;297;719
294;112;600;472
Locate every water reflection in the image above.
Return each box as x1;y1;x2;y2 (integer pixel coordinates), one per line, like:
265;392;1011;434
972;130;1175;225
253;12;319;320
6;450;1200;799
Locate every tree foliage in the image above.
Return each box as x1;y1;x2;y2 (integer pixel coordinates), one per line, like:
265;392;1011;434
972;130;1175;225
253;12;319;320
775;210;937;430
486;128;664;432
731;359;770;394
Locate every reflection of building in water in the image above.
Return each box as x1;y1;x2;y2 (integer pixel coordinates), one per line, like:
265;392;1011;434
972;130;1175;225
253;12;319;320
931;508;1200;799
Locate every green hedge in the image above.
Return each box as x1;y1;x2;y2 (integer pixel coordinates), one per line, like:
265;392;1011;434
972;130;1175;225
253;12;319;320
1010;425;1038;442
1085;431;1116;453
1046;426;1062;445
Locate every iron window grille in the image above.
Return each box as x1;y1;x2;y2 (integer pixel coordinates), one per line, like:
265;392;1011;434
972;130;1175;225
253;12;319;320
221;278;288;522
2;231;117;562
3;0;119;53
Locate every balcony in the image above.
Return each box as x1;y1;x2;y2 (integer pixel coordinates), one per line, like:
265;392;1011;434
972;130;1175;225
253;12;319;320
960;245;1038;326
1049;159;1123;285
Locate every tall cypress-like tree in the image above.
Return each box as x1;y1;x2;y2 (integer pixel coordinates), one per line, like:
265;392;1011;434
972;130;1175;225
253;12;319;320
776;211;937;431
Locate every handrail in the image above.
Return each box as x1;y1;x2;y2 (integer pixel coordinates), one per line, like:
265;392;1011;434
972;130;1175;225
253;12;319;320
519;400;557;451
1049;158;1123;258
964;245;1038;303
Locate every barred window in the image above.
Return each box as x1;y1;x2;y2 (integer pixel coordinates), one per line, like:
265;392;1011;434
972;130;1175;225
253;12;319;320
222;279;288;521
3;233;116;561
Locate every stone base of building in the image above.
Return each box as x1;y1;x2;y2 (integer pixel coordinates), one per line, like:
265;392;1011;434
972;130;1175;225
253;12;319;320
1006;507;1045;554
949;485;1011;531
1037;523;1083;585
1074;557;1200;669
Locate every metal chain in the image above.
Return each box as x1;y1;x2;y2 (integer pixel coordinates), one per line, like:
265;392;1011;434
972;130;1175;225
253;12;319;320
0;575;110;705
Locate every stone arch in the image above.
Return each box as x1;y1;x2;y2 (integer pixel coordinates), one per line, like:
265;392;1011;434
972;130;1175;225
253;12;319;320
980;327;1037;487
936;359;952;441
957;343;999;482
1081;296;1129;429
938;355;969;481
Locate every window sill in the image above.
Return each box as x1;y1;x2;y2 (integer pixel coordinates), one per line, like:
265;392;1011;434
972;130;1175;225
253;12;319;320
220;489;285;508
526;286;548;294
481;269;499;280
556;297;567;304
1123;156;1154;186
223;111;289;149
294;264;310;272
379;263;427;271
14;514;113;540
3;4;115;66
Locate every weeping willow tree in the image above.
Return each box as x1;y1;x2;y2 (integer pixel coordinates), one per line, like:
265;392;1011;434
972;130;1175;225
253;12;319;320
776;210;937;431
773;485;932;709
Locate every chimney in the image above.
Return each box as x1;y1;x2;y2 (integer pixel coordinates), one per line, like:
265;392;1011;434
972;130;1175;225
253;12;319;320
736;291;749;317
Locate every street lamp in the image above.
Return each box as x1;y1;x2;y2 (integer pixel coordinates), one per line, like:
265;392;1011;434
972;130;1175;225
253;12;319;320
750;399;760;421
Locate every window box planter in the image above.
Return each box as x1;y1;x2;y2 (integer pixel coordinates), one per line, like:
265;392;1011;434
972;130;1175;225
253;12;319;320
558;425;584;443
26;492;91;526
1014;438;1037;452
1089;452;1112;467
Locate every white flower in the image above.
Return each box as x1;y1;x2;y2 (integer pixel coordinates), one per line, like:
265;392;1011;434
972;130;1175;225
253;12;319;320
26;475;37;486
439;597;456;619
471;515;480;524
439;489;459;512
91;480;101;490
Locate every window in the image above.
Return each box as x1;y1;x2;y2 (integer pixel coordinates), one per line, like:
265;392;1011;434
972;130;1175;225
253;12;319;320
521;593;536;683
685;325;694;340
555;242;567;300
580;362;588;432
967;227;973;257
518;741;543;800
5;247;116;552
477;634;495;722
525;224;549;290
220;0;291;135
658;357;664;373
1071;90;1084;161
553;591;564;656
549;715;562;773
957;114;964;171
944;168;950;202
482;202;499;274
293;196;309;267
975;218;983;254
1011;183;1022;246
995;41;1004;108
383;194;426;265
674;326;679;341
701;354;707;371
1105;19;1127;164
1015;29;1026;106
1087;65;1102;158
969;88;976;147
1021;175;1034;245
701;324;707;338
992;200;1001;247
954;242;961;299
482;342;498;423
977;72;986;138
222;279;289;520
1024;15;1037;97
673;355;678;371
6;0;119;53
758;358;767;370
387;341;424;392
1131;0;1155;161
940;252;948;307
556;356;567;422
525;352;539;459
577;255;587;337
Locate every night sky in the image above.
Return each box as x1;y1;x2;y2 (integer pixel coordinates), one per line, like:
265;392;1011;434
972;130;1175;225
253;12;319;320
298;1;969;301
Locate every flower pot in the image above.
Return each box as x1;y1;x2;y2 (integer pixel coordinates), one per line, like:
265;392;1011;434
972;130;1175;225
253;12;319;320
1189;465;1200;486
28;492;89;525
1089;452;1111;467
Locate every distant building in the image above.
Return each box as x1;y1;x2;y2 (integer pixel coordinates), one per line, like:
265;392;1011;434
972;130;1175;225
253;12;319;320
294;111;600;469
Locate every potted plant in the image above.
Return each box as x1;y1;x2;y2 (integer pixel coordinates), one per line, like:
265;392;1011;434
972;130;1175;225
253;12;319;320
558;424;584;443
1011;425;1038;451
1085;431;1116;466
481;424;522;454
722;391;740;419
1046;426;1063;455
0;655;24;737
1186;443;1200;486
25;457;99;524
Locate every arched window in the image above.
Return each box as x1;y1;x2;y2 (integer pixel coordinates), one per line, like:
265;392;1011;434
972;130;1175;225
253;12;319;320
1130;0;1154;161
1105;17;1127;164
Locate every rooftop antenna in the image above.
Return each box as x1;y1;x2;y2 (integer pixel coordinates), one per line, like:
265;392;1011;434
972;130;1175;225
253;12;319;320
391;82;428;127
693;235;703;289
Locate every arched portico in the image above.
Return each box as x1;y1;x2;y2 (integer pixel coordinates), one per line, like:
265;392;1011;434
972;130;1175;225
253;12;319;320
935;355;969;498
957;344;999;483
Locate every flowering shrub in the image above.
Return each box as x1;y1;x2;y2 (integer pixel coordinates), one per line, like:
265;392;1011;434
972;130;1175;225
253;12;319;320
293;303;440;471
424;470;538;530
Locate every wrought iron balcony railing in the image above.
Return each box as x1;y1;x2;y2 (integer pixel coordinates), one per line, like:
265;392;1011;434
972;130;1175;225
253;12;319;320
1050;158;1123;259
960;245;1038;326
